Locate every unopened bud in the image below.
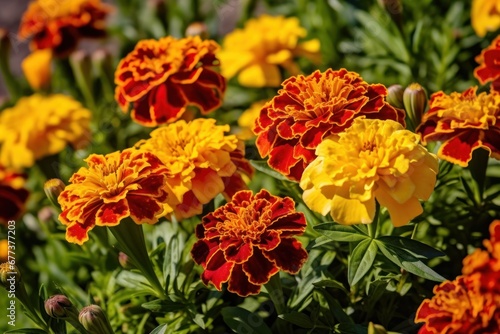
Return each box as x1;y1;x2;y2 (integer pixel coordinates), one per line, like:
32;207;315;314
403;83;427;131
377;0;403;31
44;178;65;208
21;49;52;91
386;84;405;109
1;262;21;289
69;50;93;105
118;251;135;270
185;22;209;39
79;305;114;334
44;295;78;319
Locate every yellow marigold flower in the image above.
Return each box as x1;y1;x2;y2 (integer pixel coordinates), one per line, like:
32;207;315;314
18;0;111;57
57;149;174;245
137;118;253;219
300;118;438;227
218;15;321;87
21;49;52;90
115;36;226;127
471;0;500;37
237;100;267;140
0;94;91;169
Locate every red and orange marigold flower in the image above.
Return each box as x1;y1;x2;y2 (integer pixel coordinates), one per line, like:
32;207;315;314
57;149;174;245
415;220;500;333
136;118;253;220
0;166;29;226
254;68;405;181
191;189;308;297
19;0;111;57
416;87;500;167
474;35;500;92
115;36;226;127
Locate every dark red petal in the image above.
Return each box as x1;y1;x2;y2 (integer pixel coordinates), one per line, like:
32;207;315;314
264;238;307;274
227;263;262;297
95;199;130;226
268;212;307;236
223;241;253;263
242;249;279;285
201;249;234;290
127;194;164;223
438;131;481;167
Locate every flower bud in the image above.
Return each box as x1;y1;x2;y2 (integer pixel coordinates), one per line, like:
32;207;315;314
118;251;135;270
1;262;21;290
377;0;403;31
21;50;52;91
185;22;209;39
69;50;94;105
386;84;404;109
79;305;114;334
44;295;78;319
44;178;65;208
368;322;388;334
403;83;427;130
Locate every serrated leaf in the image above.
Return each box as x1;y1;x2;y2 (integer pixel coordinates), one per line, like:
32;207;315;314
221;307;273;334
376;241;446;282
348;239;378;286
279;312;314;328
142;298;186;313
314;223;369;242
250;160;292;182
376;236;445;260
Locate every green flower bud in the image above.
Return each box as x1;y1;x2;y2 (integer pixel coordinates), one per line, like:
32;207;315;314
118;251;135;270
403;83;427;131
1;262;21;290
185;22;209;39
44;178;65;209
79;305;114;334
44;295;78;319
386;84;405;109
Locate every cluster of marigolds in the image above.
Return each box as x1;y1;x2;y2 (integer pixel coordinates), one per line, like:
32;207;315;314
1;0;500;333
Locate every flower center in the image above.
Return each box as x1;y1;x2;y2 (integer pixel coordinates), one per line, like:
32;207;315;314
438;93;499;128
36;0;90;19
217;204;268;244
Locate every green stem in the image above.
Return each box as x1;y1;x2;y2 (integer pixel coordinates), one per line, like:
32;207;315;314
468;147;489;202
265;273;286;316
0;38;21;101
367;203;380;239
109;219;166;299
37;154;61;180
16;283;50;331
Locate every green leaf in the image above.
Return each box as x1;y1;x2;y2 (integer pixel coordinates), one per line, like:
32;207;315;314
250;160;293;182
314;288;353;325
376;236;445;259
279;312;314;328
348;239;378;286
149;324;168;334
221;307;273;334
5;330;49;334
375;241;446;282
314;223;369;242
142;298;186;313
312;279;348;294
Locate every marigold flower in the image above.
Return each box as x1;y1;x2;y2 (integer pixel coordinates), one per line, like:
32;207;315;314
300;118;438;227
218;15;321;87
237;100;267;140
416;87;500;167
0;240;7;262
254;68;405;181
114;36;226;127
57;149;173;245
137;118;253;219
191;189;308;297
0;94;91;169
415;220;500;333
474;36;500;92
0;166;29;226
21;49;52;90
471;0;500;37
18;0;111;57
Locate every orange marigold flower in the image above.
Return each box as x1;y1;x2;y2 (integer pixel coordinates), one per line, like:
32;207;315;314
254;68;405;181
114;36;226;127
474;36;500;92
18;0;111;57
0;166;29;226
0;94;91;169
0;239;7;262
57;149;173;245
218;14;321;88
136;118;253;220
471;0;500;37
191;189;308;297
416;87;500;167
415;220;500;333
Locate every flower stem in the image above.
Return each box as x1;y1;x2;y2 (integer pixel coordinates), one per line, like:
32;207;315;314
468;147;489;202
367;202;380;239
109;219;166;299
265;273;287;316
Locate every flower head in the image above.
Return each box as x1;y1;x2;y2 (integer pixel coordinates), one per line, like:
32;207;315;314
137;118;253;219
254;68;405;181
57;149;173;245
474;36;500;92
416;87;500;167
471;0;500;37
115;36;226;127
191;189;308;296
218;15;321;87
0;166;29;226
415;220;500;333
300;118;438;227
21;49;52;90
19;0;111;57
0;94;91;169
